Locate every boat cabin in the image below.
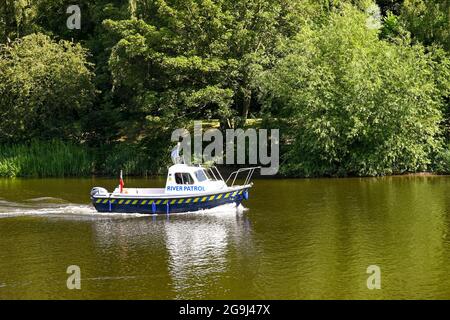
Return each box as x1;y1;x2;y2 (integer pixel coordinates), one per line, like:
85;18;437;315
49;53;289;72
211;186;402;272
109;164;227;196
165;164;227;195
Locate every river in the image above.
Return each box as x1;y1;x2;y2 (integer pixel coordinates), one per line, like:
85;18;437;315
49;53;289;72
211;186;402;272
1;176;450;299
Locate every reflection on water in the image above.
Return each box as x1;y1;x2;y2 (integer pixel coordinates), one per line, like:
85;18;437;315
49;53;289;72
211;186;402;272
83;204;253;299
1;176;450;299
164;208;252;299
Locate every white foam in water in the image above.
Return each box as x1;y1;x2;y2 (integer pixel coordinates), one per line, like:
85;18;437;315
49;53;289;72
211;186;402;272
0;199;33;208
0;204;96;217
0;199;245;218
181;202;245;217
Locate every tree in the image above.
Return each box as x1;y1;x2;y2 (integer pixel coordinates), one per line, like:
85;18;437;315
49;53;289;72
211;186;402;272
400;0;450;51
0;0;40;43
0;1;132;143
0;33;96;142
103;0;329;132
257;5;447;177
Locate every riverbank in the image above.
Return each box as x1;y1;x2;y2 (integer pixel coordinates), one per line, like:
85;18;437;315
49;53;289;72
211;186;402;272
0;140;166;178
1;140;449;179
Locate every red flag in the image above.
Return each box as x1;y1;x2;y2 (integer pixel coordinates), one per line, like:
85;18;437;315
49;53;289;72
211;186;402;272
119;170;124;193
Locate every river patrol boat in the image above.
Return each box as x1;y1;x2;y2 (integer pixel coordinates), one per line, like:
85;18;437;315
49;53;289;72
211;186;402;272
90;147;259;214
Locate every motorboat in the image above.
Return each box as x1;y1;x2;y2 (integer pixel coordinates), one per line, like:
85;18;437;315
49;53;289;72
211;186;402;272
90;146;259;214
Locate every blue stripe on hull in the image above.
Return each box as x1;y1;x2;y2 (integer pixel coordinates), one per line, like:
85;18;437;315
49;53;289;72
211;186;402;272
92;191;247;214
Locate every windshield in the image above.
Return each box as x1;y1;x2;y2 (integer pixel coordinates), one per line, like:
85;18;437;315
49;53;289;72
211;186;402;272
195;170;209;182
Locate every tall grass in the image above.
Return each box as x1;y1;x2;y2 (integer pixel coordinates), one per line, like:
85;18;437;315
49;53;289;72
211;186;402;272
0;140;169;177
0;140;93;177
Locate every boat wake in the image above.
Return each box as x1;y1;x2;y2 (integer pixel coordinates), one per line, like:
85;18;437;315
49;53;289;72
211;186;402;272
0;199;245;219
0;202;97;218
24;196;69;204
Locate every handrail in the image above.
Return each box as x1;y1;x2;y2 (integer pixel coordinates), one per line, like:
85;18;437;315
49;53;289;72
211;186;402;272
203;166;226;182
208;168;218;181
200;165;259;186
225;166;261;187
211;166;225;182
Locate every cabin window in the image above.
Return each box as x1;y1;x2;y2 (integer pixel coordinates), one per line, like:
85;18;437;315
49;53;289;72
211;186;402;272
195;170;209;182
175;172;194;185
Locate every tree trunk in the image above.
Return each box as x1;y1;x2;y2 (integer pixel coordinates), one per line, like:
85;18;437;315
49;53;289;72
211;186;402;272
241;87;251;125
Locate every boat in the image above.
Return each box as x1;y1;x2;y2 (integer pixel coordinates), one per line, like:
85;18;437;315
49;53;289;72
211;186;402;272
90;146;259;214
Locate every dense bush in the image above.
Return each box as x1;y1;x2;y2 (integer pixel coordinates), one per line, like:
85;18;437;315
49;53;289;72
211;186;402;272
257;6;448;177
0;34;96;143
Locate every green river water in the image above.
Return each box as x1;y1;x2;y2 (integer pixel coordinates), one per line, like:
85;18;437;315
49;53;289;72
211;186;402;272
1;176;450;299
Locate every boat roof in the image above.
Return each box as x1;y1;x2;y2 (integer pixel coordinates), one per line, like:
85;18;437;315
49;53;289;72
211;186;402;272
168;163;205;173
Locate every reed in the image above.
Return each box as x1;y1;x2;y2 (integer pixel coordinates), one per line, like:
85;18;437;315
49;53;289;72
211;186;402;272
0;140;93;177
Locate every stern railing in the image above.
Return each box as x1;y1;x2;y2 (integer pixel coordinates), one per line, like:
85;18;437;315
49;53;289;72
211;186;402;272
225;167;261;187
202;165;260;187
208;166;225;182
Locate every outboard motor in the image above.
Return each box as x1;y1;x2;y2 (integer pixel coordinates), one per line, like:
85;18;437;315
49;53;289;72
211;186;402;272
90;187;108;198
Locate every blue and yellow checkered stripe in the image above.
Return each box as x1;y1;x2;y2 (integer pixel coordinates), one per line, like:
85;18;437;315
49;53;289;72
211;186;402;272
94;190;245;206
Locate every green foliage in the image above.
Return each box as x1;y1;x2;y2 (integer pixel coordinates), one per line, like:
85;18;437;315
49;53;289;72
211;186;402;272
434;142;450;174
0;0;40;42
0;0;449;177
103;0;327;131
380;11;407;40
257;5;447;177
0;1;131;144
0;33;96;143
99;141;170;176
0;0;130;43
400;0;450;51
